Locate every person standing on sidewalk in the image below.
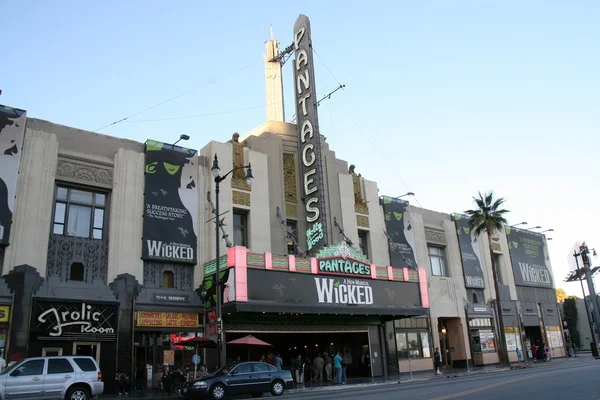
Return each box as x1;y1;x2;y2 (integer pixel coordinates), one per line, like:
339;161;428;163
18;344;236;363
334;351;343;384
295;355;305;387
324;353;332;381
434;348;442;375
314;353;324;382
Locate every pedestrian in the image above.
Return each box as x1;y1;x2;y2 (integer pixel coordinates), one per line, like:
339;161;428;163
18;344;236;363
545;344;551;362
324;353;332;381
295;355;305;387
340;354;347;384
314;353;324;382
274;353;283;370
267;353;277;367
530;343;537;363
334;351;343;384
434;348;442;375
516;347;522;364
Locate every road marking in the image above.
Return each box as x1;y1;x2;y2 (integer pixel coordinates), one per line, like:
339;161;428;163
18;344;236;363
429;376;529;400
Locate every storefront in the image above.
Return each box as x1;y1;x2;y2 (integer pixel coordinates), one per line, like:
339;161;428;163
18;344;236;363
28;298;118;381
465;304;498;366
203;245;429;378
0;305;10;359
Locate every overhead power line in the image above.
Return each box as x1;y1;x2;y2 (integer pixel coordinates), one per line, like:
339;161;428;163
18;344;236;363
93;63;256;132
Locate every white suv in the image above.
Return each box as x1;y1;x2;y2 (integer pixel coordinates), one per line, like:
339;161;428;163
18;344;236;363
0;356;104;400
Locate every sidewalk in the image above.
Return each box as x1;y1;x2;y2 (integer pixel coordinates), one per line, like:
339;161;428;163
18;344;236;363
99;355;597;399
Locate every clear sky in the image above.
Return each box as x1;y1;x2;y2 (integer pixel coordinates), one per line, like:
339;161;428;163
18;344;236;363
1;1;599;296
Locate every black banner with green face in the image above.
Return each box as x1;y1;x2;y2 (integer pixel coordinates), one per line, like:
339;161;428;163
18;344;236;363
453;214;485;289
505;226;553;288
143;140;198;264
380;196;417;269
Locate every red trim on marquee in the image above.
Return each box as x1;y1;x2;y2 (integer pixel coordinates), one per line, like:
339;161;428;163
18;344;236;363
387;266;394;281
265;252;273;270
418;267;429;308
288;255;296;272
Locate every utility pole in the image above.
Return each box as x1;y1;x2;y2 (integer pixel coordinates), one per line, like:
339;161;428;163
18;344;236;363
579;243;600;357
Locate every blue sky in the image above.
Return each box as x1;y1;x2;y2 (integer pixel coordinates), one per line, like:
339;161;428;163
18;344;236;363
2;1;599;295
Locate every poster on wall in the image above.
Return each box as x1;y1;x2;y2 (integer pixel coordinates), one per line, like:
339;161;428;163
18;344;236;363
0;105;26;245
202;268;236;309
453;214;485;288
142;140;198;264
505;226;553;288
504;327;521;352
380;196;417;269
293;15;329;254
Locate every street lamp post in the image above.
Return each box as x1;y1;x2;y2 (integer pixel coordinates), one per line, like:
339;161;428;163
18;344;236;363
574;244;600;358
211;154;254;368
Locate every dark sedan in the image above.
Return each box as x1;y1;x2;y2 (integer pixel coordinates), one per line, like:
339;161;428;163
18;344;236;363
180;362;294;399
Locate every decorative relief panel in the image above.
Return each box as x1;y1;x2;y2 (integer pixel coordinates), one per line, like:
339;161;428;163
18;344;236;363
492;243;502;252
355;203;369;215
356;215;369;228
232;190;250;206
425;229;446;246
46;235;108;283
229;133;251;191
143;261;193;291
283;153;298;203
56;156;113;188
285;203;297;218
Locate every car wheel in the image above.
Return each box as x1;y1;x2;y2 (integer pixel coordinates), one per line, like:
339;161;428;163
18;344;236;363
66;386;90;400
251;392;263;398
270;380;285;397
210;383;227;400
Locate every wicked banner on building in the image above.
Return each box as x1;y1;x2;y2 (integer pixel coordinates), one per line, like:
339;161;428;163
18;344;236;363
380;196;417;269
0;105;27;245
505;226;553;288
293;15;329;255
242;269;424;316
143;140;198;264
453;214;485;289
202;268;236;309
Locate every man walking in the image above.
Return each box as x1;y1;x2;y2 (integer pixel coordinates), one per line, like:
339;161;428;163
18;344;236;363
314;353;324;382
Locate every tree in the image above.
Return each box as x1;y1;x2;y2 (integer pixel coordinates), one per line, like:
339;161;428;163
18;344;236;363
556;288;568;303
465;191;510;366
563;297;580;348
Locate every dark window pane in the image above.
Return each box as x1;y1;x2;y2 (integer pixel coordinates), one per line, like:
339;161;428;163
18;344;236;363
73;358;97;372
162;271;174;288
232;363;252;374
252;363;270;372
54;203;66;223
93;209;104;229
95;193;106;206
70;263;85;281
67;205;92;237
15;360;44;376
92;229;103;240
233;213;242;226
56;187;68;200
48;358;74;374
70;189;94;203
53;224;64;235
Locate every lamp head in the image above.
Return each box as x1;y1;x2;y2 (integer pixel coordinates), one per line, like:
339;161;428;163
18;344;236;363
211;154;220;178
180;134;190;141
245;163;254;186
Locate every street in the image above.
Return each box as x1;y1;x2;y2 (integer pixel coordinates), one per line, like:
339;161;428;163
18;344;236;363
285;361;600;400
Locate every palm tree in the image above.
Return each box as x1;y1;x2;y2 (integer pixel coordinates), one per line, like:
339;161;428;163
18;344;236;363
465;191;510;366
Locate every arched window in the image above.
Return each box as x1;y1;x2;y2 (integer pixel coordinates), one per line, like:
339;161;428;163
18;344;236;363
162;271;174;289
70;262;85;281
472;292;478;304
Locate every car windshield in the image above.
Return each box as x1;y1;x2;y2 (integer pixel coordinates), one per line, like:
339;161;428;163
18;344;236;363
212;363;236;376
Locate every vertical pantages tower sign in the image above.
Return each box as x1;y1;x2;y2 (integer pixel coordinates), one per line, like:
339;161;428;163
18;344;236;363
0;105;27;245
506;226;553;288
380;196;417;268
293;14;328;254
453;214;485;289
143;140;199;264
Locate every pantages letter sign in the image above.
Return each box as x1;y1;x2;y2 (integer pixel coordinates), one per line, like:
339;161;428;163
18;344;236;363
453;214;485;289
318;257;371;277
32;300;118;342
293;15;328;254
0;105;27;245
143;140;199;264
505;226;553;288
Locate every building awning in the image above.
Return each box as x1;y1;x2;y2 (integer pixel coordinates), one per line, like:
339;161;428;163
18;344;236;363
466;304;494;319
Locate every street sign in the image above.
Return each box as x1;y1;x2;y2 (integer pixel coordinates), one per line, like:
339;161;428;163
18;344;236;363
192;354;201;365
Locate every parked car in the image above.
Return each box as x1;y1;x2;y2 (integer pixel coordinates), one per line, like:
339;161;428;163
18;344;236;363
0;355;104;400
180;361;293;399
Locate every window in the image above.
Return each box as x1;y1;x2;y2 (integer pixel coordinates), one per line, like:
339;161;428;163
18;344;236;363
471;329;496;353
233;211;248;247
358;230;369;259
428;246;447;276
396;330;431;359
252;363;272;372
48;358;74;374
472;292;478;304
286;220;298;255
73;358;97;372
232;363;252;374
162;271;174;288
13;360;44;376
53;186;107;239
493;254;503;284
69;262;85;281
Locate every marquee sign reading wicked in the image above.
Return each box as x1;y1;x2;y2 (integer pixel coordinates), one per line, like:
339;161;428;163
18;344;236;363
143;140;198;264
453;214;485;289
0;105;26;245
31;300;118;342
293;15;328;254
506;226;553;288
381;196;417;269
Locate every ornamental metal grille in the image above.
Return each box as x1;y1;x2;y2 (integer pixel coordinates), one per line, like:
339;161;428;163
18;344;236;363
46;234;108;283
143;261;193;291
